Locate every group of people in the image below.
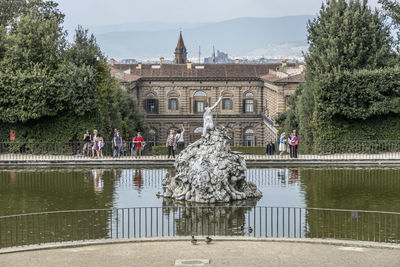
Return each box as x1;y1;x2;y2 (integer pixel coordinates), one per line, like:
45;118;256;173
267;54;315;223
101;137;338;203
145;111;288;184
82;129;104;159
112;129;144;159
82;129;144;159
265;130;299;158
166;125;185;158
278;130;298;158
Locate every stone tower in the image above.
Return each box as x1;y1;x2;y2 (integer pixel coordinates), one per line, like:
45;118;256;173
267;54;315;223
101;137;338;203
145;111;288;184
174;31;187;64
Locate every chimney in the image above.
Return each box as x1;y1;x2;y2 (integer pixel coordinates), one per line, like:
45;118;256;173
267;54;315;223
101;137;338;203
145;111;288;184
136;62;142;69
160;57;164;65
235;59;239;64
187;61;192;69
110;58;116;66
282;59;288;67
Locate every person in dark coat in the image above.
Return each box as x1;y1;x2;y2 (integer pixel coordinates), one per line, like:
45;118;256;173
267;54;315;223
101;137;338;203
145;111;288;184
266;139;275;155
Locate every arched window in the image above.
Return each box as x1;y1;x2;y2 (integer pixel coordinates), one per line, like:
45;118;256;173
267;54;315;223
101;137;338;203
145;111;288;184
168;98;179;110
147;93;155;97
244;128;255;146
194;91;207;97
243;92;254;113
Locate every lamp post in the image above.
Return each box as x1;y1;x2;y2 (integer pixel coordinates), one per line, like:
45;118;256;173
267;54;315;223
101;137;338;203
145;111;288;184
94;55;100;130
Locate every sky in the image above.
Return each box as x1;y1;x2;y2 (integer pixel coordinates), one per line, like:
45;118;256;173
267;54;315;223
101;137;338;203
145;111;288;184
54;0;380;32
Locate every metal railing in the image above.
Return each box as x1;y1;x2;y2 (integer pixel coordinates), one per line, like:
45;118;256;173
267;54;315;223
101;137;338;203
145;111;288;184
0;140;400;160
0;206;399;249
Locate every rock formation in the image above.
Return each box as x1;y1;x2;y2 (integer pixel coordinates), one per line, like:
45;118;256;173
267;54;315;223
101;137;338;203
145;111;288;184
160;128;262;203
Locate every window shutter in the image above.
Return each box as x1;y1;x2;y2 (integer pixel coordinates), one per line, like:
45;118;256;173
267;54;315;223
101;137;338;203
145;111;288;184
242;99;246;113
168;99;171;110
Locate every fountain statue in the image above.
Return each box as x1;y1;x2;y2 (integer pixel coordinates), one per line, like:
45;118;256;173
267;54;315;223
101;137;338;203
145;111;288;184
160;95;262;203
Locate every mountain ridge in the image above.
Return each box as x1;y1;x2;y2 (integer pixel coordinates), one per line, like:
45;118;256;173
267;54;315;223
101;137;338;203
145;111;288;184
92;15;314;60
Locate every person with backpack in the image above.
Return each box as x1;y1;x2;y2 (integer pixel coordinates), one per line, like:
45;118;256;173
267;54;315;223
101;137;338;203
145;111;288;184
175;125;185;153
133;132;144;159
113;131;122;158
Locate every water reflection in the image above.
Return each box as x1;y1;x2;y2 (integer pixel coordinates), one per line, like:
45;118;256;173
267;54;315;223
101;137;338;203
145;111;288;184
1;167;400;248
2;167;400;215
91;169;104;193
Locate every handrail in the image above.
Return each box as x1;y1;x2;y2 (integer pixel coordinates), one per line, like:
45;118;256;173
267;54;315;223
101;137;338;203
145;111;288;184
1;206;399;249
1;206;400;219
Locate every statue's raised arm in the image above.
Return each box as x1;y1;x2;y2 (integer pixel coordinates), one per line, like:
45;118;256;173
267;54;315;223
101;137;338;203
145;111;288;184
202;95;223;137
210;96;223;111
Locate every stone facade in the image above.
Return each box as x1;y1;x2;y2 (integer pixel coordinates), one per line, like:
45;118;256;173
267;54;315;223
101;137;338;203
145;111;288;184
109;36;304;146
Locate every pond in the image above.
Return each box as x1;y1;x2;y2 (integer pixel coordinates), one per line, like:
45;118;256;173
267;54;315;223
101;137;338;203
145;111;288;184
1;167;400;215
1;167;400;247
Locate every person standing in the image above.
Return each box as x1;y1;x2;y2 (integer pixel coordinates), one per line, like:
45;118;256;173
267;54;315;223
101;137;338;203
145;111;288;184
166;129;176;158
83;130;91;157
113;131;122;158
91;129;98;159
175;125;185;153
112;128;119;158
292;130;299;158
97;135;104;159
133;132;144;159
266;139;275;155
130;139;136;157
279;132;287;158
288;133;293;158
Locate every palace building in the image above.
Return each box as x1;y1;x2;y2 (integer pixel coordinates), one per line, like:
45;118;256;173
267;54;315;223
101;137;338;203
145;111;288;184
110;32;304;146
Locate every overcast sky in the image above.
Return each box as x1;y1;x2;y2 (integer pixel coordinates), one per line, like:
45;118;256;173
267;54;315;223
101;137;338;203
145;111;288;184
54;0;380;31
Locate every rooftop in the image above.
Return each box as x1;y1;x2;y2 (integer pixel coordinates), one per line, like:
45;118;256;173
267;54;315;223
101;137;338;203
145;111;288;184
110;62;304;82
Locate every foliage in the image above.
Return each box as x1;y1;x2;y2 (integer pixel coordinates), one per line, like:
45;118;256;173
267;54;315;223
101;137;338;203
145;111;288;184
306;0;395;78
317;67;400;120
0;0;148;144
314;114;400;153
151;146;168;155
280;0;399;152
379;0;400;26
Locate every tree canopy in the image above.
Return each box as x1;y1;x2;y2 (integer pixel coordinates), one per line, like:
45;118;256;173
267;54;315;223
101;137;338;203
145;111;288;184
0;0;147;142
278;0;399;152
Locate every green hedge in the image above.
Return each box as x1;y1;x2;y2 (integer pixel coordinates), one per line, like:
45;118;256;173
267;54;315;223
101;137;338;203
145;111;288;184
313;114;400;153
152;145;268;155
152;146;169;155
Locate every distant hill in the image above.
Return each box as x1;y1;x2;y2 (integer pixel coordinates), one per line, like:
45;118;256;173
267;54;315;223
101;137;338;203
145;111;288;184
93;15;314;60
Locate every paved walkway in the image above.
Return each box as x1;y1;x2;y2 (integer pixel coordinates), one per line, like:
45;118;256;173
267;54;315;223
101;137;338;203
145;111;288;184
0;239;399;267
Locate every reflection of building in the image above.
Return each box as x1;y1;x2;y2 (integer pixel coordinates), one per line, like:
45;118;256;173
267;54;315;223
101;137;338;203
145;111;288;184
110;33;304;145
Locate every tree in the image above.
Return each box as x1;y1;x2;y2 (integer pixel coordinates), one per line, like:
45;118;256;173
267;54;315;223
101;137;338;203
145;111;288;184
379;0;400;25
281;0;397;151
0;0;148;143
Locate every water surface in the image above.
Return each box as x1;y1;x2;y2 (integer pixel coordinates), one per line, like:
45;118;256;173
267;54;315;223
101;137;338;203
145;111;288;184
1;167;400;215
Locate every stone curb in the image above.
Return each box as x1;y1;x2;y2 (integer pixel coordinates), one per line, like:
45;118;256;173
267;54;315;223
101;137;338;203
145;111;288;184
1;159;400;167
0;237;399;255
